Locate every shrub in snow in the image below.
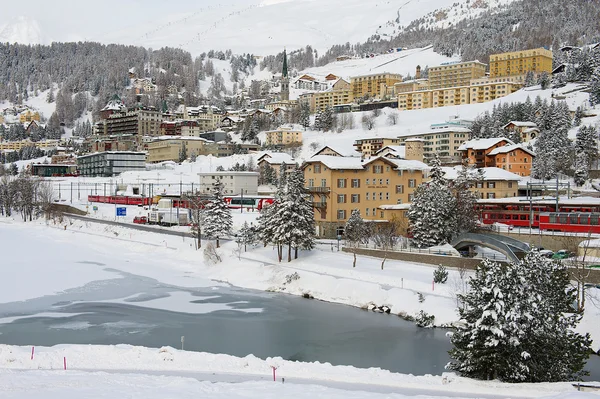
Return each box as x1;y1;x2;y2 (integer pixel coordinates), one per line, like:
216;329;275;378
433;265;449;284
415;310;435;328
203;242;222;265
448;253;592;382
417;292;425;303
284;272;300;284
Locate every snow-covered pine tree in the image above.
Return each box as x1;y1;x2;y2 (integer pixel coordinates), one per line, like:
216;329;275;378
590;68;600;106
453;163;481;235
537;72;550;89
573;125;598;185
202;180;232;248
573;106;583;127
300;102;311;129
523;71;535;87
344;209;367;268
407;155;457;248
236;221;256;252
178;142;187;163
449;253;592;382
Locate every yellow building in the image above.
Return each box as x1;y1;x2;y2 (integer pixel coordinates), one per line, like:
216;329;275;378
431;86;471;108
0;139;59;151
489;48;553;80
264;127;302;147
470;77;522;104
300;79;353;113
428;61;487;90
350;73;402;99
19;110;41;123
354;137;401;158
146;137;212;163
302;155;429;238
396;127;472;164
442;166;520;199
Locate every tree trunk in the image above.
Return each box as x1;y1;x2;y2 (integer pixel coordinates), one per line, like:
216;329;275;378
353;250;356;268
216;237;220;248
381;252;387;270
288;243;292;262
294;247;298;259
277;244;282;262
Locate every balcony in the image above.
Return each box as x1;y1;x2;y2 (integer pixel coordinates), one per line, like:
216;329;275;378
307;186;331;193
312;202;327;209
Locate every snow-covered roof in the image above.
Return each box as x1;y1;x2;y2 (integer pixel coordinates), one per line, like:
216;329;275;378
151;136;212;142
523;127;539;133
365;157;430;171
398;127;471;138
101;96;126;112
375;145;406;158
457;138;513;151
487;143;535;157
442;166;522;181
312;144;361;158
477;196;600;206
379;204;411;210
257;152;295;165
305;155;365;170
503;121;537;128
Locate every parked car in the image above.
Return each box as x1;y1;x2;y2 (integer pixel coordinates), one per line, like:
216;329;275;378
538;249;554;258
133;216;148;224
552;249;574;260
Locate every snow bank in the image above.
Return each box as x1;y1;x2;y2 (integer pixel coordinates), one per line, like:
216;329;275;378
0;344;589;398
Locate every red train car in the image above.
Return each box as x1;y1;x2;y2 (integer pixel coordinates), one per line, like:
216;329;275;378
224;196;274;211
88;195;152;206
538;212;600;234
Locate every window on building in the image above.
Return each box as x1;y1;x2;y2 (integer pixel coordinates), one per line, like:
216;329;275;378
337;179;347;188
487;192;496;199
308;179;314;187
396;185;404;194
385;193;389;200
508;182;513;188
351;194;360;203
351;179;360;188
366;192;369;201
321;179;327;187
487;182;496;189
337;194;346;203
408;179;416;188
337;210;346;220
379;192;383;200
408;194;415;202
374;165;383;174
366;208;370;216
366;178;370;185
314;164;321;173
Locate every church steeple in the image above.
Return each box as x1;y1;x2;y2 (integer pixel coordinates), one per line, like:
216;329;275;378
282;49;288;78
281;48;289;101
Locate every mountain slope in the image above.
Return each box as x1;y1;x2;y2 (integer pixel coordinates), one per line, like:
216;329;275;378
0;16;42;45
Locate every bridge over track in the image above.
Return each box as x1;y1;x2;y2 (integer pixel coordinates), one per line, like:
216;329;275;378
451;233;531;263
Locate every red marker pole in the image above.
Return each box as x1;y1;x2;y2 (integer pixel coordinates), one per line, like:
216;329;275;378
63;357;67;370
31;346;34;360
432;280;435;291
272;366;277;381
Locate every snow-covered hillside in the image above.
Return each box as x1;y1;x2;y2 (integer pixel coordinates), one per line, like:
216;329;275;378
0;16;42;45
376;0;518;39
1;0;467;56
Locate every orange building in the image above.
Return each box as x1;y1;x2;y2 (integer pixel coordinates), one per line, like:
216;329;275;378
458;138;513;168
486;144;535;177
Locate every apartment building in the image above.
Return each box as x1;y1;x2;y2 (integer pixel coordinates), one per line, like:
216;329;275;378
489;48;553;81
302;155;429;238
147;137;212;163
264;127;303;147
442;166;521;199
198;171;259;196
396;127;471;164
159;120;202;137
77;151;146;177
300;79;352;113
458;138;527;169
428;61;487;90
19;110;41;123
257;152;296;179
0;139;59;151
350;73;402;99
486;143;535;177
353;137;401;158
469;77;522;104
98;107;162;137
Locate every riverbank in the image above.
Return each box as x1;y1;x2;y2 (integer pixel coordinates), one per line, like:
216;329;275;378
1;215;599;354
0;344;593;398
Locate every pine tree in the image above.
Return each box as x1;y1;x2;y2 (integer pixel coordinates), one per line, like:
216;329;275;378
523;71;535;87
344;209;367;268
178;142;188;163
537;72;550;90
202;180;232;248
9;163;18;176
236;221;256;252
573;125;598;185
449;253;592;382
407;155;457;248
453;163;481;234
590;68;600;106
300;102;311;129
573;107;583;127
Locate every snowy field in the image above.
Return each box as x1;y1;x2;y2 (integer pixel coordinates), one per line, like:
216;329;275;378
0;344;597;399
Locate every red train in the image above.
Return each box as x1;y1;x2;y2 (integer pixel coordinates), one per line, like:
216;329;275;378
224;196;274;211
87;195;152;206
478;197;600;233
